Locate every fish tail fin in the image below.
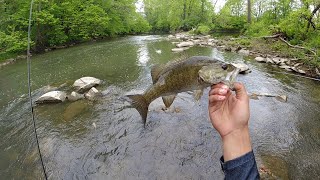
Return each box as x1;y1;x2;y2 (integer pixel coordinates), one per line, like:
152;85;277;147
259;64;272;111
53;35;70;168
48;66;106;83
126;94;149;126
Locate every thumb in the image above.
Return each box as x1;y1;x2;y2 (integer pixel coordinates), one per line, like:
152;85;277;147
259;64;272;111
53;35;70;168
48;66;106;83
234;82;248;101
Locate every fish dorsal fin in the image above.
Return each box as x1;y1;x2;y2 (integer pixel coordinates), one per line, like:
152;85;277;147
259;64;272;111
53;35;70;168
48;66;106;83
151;54;190;84
151;64;165;84
168;53;190;66
162;94;177;108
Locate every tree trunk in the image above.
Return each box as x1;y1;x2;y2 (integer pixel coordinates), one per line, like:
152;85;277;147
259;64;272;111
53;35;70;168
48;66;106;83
183;0;186;20
306;4;320;32
247;0;251;23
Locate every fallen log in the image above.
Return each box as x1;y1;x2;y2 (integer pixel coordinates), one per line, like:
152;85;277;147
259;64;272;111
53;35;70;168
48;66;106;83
278;37;316;56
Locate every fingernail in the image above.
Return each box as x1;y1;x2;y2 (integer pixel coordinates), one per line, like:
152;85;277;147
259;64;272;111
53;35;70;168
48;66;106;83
222;85;229;89
219;89;226;94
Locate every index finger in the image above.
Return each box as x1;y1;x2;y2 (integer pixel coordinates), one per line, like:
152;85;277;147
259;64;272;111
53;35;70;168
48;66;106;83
211;83;229;89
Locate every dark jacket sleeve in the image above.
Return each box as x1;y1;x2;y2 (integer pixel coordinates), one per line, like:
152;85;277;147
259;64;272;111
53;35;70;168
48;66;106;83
220;151;260;180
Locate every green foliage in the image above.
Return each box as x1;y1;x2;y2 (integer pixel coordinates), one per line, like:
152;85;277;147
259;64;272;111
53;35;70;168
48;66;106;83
194;25;211;35
0;31;30;53
0;0;151;55
144;0;214;32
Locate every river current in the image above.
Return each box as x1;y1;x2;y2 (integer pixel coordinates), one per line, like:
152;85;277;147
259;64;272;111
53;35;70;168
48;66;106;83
0;35;319;179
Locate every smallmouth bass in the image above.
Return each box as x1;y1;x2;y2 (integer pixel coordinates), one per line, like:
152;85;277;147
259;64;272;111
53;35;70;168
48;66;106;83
126;56;240;126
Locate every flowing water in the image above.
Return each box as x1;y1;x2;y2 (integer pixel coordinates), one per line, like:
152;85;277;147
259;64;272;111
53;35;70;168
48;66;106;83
0;35;319;179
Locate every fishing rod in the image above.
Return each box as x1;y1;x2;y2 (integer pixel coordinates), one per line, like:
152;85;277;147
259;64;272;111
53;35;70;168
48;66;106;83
27;0;48;179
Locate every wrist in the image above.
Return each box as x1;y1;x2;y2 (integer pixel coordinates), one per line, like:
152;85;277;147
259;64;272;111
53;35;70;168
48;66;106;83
221;126;252;162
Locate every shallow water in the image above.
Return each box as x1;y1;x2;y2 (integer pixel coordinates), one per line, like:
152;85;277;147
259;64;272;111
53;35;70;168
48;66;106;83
0;35;319;179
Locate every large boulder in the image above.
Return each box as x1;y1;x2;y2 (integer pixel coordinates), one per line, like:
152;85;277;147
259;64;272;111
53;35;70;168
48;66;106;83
36;91;67;104
85;87;101;101
232;63;251;74
73;77;101;93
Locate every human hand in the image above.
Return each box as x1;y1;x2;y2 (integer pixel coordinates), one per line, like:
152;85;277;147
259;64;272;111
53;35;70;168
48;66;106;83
208;82;252;161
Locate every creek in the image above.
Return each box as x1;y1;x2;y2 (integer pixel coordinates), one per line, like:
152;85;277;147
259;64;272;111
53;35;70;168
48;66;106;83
0;35;319;179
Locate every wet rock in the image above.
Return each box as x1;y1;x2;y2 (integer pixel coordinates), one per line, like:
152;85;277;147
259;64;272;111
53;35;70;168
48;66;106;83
8;58;16;63
73;77;101;93
276;95;288;102
36;91;67;104
16;55;27;60
208;38;218;44
316;68;320;76
266;58;274;64
192;39;202;45
224;46;232;52
168;35;175;39
255;57;266;63
297;69;306;74
279;65;290;69
217;45;226;50
231;63;250;74
294;63;302;67
207;42;216;47
85;87;101;101
67;91;85;102
238;49;250;56
279;65;293;72
176;41;194;48
280;58;288;64
172;48;186;52
291;67;306;74
272;57;281;64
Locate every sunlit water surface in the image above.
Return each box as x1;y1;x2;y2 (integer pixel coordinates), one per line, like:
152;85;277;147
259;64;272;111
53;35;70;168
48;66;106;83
0;36;319;179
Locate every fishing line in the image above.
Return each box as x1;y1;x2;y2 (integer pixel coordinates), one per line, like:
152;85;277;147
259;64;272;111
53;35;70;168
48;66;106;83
27;0;48;179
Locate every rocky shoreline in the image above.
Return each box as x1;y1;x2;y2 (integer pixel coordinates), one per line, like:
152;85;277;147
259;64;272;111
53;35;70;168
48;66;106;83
168;33;320;79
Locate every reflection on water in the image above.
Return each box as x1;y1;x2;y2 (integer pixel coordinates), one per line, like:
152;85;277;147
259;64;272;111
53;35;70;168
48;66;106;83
137;44;150;66
0;35;319;179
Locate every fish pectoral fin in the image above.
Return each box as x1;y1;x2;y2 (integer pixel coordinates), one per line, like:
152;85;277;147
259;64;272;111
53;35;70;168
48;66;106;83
151;64;165;84
193;89;204;101
162;94;176;108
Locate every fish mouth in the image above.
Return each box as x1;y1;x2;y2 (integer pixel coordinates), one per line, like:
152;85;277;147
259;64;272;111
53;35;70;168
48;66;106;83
223;68;240;89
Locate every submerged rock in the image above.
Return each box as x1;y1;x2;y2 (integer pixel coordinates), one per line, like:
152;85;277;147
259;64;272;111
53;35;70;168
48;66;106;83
63;100;88;121
176;41;194;48
73;77;101;93
172;48;186;52
36;91;67;104
85;87;101;101
67;91;85;102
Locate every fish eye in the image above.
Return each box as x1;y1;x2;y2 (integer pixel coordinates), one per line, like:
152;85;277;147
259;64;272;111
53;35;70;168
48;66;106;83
221;64;228;70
